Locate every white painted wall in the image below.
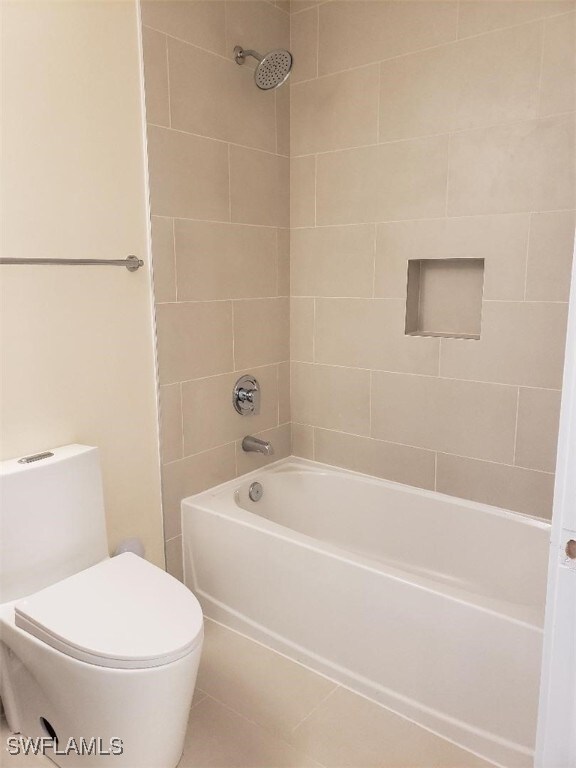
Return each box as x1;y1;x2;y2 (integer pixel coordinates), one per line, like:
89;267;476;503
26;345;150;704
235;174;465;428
0;0;164;567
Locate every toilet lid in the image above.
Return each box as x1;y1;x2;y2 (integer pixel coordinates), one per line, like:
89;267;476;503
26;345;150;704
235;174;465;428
14;553;204;669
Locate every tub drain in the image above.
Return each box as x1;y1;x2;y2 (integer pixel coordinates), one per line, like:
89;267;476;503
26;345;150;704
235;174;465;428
249;482;263;502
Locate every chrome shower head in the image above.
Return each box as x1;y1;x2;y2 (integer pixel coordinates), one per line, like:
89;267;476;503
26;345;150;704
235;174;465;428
234;46;292;90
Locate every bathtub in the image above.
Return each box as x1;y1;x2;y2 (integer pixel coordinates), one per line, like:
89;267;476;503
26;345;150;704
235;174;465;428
182;457;550;767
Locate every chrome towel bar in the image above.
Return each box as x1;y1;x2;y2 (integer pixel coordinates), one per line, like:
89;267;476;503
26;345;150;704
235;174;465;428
0;256;143;272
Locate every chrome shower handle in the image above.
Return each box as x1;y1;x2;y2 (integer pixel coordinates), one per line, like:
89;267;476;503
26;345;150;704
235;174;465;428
233;375;261;415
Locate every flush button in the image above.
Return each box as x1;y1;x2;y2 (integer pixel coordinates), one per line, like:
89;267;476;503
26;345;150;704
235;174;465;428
565;540;576;560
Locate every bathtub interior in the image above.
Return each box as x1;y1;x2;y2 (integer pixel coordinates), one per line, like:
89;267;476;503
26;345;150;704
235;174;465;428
213;458;550;625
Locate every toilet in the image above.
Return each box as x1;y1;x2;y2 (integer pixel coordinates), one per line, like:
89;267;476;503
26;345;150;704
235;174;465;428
0;445;203;767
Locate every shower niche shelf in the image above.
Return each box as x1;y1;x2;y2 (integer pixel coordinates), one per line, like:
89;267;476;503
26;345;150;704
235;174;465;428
405;258;484;340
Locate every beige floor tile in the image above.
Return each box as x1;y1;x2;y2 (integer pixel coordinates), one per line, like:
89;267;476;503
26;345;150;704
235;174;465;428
179;695;321;768
290;686;491;768
196;620;337;739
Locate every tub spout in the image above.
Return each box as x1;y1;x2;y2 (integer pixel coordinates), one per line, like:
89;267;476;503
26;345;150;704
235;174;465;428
242;435;274;455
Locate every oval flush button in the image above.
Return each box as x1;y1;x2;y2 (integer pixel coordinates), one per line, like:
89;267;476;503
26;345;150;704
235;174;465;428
565;539;576;559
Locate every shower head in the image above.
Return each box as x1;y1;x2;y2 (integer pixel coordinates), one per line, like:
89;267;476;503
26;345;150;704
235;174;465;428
234;46;292;90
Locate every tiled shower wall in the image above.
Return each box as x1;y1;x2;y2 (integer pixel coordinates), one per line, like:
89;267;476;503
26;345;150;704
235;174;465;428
141;0;291;578
142;0;576;577
289;0;576;519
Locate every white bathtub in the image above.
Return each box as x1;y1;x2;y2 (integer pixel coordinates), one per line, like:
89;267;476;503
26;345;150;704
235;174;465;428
182;458;550;767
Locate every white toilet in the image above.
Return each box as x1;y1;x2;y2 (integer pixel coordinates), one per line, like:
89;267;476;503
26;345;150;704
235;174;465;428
0;444;203;767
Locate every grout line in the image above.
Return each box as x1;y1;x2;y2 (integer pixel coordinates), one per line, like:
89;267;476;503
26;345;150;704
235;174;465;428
512;386;521;465
155;296;569;306
148;122;288;159
315;4;320;79
535;15;547;119
165;33;172;129
179;381;185;459
287;8;576;85
227;142;232;222
274;360;563;391
290;685;341;734
523;214;533;301
171;217;178;301
287;110;576;159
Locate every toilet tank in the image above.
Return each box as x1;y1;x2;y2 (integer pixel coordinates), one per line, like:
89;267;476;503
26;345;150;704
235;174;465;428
0;445;109;603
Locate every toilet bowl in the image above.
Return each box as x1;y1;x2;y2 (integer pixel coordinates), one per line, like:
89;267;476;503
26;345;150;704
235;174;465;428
0;445;203;767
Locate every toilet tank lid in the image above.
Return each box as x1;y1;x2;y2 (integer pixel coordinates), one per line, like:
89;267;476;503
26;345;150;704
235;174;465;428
14;553;203;669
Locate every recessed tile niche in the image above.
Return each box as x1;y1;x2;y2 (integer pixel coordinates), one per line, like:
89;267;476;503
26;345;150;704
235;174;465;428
405;258;485;339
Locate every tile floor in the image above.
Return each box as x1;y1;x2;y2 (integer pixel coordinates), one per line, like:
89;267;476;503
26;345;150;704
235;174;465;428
1;619;493;768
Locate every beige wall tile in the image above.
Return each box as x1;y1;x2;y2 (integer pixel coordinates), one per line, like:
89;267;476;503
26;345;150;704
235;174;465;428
291;362;371;434
291;422;314;458
436;453;554;520
316;145;379;225
375;215;529;301
526;211;576;301
161;443;236;538
315;299;440;374
235;422;291;473
182;365;279;455
540;12;576;116
448;115;576;216
174;220;278;300
291;65;379;154
165;535;183;581
225;0;290;60
318;1;458;76
516;387;562;472
168;38;276;152
277;228;290;295
230;146;289;227
147;125;230;220
291;155;316;227
159;383;183;463
156;301;233;384
290;7;318;83
377;136;449;222
314;429;436;490
234;297;290;368
440;301;569;388
151;216;176;302
290;225;375;297
379;23;541;141
458;0;574;38
371;372;517;463
142;27;169;127
141;0;226;55
290;685;490;768
278;360;291;422
276;85;290;156
291;297;315;362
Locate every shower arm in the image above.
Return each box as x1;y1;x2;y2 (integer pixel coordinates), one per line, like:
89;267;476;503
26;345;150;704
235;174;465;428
234;47;262;65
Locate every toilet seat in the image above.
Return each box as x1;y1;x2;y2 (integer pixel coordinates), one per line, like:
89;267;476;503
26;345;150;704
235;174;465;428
13;552;203;670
